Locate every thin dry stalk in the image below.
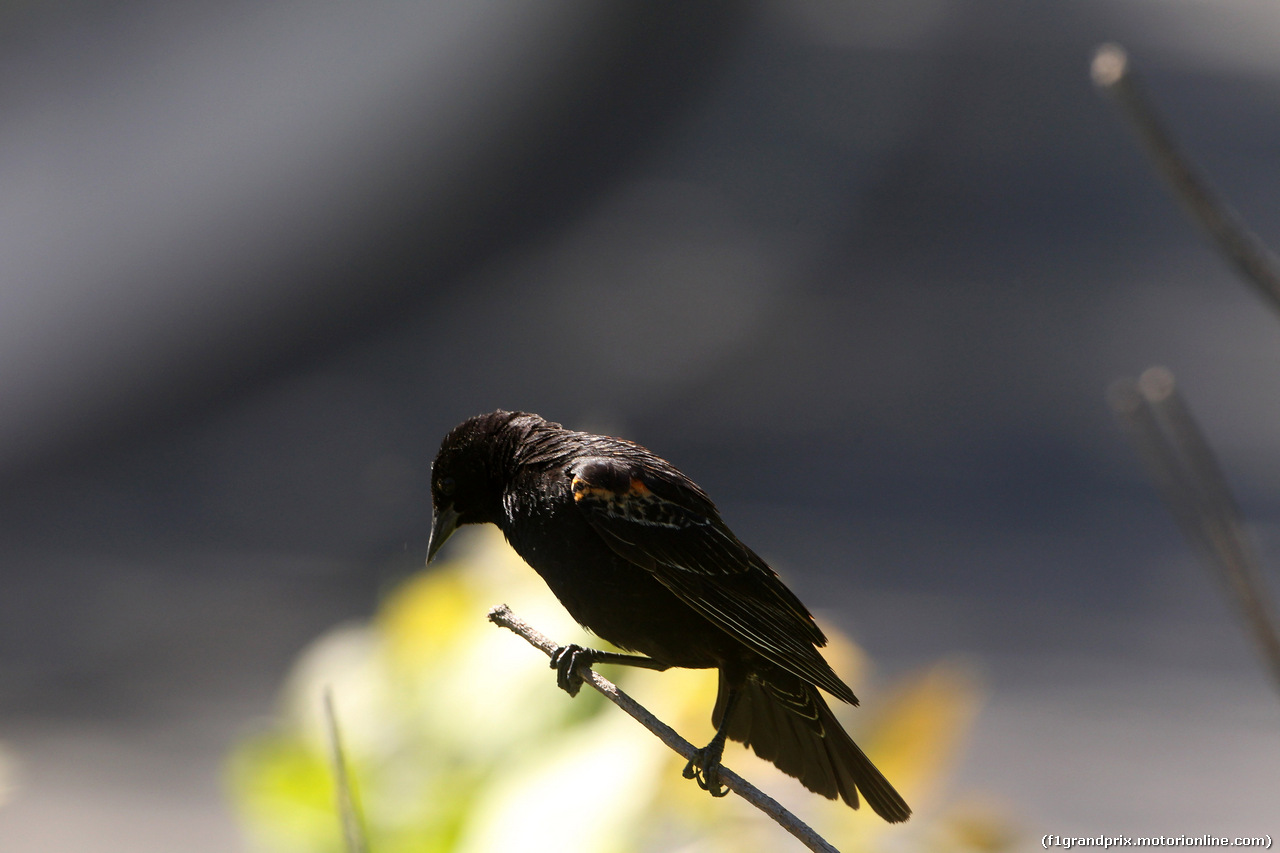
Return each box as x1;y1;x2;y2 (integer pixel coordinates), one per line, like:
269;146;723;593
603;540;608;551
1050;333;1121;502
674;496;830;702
487;604;842;853
323;687;370;853
1110;369;1280;692
1093;43;1280;314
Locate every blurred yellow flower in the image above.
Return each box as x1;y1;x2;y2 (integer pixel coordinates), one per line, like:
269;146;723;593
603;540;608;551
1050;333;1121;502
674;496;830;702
227;527;1013;852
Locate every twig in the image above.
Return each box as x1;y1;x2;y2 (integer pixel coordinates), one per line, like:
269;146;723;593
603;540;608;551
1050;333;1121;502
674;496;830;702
1109;368;1280;693
1092;43;1280;315
487;604;841;853
323;687;369;853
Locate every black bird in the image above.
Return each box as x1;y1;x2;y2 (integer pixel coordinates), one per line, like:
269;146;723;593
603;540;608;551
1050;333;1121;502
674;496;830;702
426;410;910;823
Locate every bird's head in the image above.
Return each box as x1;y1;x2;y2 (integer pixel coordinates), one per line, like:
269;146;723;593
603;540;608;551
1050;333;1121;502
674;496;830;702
426;410;536;563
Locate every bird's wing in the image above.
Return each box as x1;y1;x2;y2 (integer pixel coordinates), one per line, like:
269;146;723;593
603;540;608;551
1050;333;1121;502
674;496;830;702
569;455;856;704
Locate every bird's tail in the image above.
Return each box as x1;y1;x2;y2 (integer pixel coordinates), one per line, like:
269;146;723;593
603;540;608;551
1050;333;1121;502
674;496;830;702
713;669;911;823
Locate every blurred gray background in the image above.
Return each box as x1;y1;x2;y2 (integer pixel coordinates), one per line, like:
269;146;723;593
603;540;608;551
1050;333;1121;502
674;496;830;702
3;1;1280;849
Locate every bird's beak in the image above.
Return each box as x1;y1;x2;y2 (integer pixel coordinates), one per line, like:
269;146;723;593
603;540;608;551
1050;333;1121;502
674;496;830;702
426;502;462;564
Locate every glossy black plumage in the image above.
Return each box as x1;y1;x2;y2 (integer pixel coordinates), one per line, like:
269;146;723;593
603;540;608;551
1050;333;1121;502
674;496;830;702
427;410;910;823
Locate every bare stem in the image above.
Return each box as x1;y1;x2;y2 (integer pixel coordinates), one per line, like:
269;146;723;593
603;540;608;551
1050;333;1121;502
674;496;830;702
1092;43;1280;315
1110;369;1280;693
323;687;369;853
487;604;842;853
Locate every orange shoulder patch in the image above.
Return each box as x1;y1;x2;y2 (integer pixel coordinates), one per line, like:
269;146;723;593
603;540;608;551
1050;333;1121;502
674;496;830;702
572;474;654;505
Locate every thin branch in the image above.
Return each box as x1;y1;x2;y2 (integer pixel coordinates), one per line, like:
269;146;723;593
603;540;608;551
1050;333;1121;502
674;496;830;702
1092;43;1280;315
323;687;369;853
487;604;842;853
1109;368;1280;693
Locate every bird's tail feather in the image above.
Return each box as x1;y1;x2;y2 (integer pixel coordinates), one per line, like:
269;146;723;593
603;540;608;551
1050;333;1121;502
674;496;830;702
713;669;911;823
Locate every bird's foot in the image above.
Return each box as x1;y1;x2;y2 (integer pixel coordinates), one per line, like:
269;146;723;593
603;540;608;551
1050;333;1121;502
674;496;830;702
549;643;595;697
682;744;730;798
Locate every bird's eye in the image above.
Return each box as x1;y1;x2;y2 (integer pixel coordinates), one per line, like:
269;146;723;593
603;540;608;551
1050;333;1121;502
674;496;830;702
439;477;456;498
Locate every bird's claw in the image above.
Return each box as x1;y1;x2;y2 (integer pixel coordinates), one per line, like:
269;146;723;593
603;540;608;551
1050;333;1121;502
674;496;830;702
683;747;730;797
549;643;593;697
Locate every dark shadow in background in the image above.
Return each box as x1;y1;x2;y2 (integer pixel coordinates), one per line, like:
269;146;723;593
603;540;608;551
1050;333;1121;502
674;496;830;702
0;1;748;487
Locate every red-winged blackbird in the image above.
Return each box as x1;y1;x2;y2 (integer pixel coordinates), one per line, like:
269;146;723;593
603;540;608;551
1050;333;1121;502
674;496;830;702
427;410;910;823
